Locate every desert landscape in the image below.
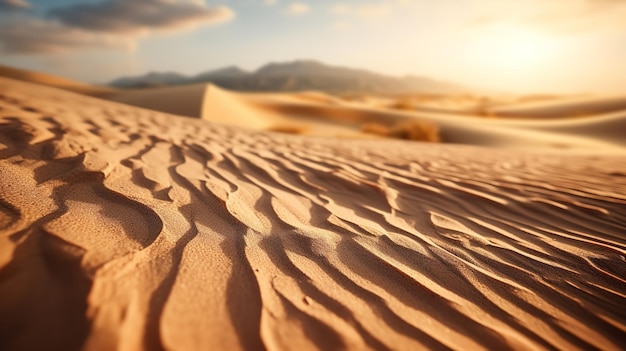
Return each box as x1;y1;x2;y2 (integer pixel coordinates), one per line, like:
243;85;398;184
1;0;626;350
1;65;625;350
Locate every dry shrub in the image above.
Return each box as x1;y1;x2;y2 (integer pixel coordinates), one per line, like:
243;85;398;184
391;97;415;110
389;121;440;142
360;123;389;137
267;125;309;135
361;120;440;142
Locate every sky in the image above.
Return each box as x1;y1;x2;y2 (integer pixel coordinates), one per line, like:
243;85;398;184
0;0;625;94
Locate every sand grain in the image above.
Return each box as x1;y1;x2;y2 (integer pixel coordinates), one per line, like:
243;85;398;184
0;77;625;350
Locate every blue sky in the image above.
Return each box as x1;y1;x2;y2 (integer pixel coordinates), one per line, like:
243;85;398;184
1;0;625;94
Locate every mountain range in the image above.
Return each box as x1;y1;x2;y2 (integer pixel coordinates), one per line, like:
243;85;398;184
109;60;467;94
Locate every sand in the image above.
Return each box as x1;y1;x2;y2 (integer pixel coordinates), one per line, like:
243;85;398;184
0;65;115;97
106;83;626;150
488;95;626;119
1;76;625;351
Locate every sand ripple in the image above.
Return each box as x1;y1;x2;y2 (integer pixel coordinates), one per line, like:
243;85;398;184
1;78;625;350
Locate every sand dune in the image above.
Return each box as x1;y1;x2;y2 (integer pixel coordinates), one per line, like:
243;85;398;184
404;94;626;119
108;84;283;130
107;84;207;118
255;97;626;149
104;84;626;151
1;76;625;350
488;95;626;118
0;65;115;96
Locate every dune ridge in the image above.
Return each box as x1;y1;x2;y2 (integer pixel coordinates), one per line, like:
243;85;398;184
0;65;115;96
106;83;626;150
488;95;626;119
1;77;625;350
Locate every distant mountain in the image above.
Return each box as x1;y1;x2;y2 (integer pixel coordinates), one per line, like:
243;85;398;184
109;71;189;88
255;60;359;76
109;60;467;94
193;66;249;81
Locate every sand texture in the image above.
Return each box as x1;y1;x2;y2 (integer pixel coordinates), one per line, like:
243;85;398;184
488;95;626;119
106;84;626;151
0;65;115;97
1;77;625;351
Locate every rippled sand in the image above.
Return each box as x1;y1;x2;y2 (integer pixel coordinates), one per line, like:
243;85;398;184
1;77;625;350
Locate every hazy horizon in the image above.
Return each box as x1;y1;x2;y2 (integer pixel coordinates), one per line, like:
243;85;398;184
1;0;625;94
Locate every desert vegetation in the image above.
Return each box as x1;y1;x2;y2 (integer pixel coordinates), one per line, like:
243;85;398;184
266;124;310;135
361;120;440;142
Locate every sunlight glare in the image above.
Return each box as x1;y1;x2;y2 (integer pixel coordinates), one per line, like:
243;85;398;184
467;25;557;71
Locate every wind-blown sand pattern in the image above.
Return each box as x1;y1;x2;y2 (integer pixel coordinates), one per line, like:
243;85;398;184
488;95;626;119
0;65;115;97
107;83;626;150
1;77;625;351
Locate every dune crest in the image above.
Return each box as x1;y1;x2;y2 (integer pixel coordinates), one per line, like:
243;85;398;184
0;65;115;96
106;82;626;150
1;77;625;350
488;95;626;118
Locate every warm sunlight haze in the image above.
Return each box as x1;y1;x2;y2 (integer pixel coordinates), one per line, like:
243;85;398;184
467;25;557;70
1;0;625;93
1;1;625;351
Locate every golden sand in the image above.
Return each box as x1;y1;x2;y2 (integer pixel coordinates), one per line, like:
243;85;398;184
0;77;625;350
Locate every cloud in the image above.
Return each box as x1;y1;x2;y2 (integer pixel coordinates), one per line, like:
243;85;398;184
0;0;235;55
0;0;31;10
0;18;132;54
286;2;310;15
264;0;277;6
48;0;234;34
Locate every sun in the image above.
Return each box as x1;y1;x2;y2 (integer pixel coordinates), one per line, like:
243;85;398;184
466;24;557;71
